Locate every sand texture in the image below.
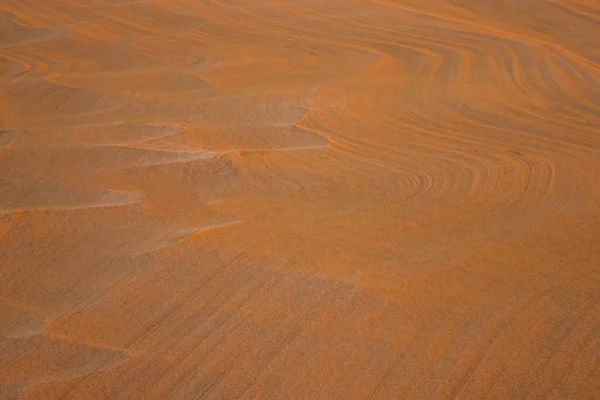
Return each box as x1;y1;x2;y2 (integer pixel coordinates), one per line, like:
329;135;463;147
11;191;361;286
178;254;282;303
1;0;600;398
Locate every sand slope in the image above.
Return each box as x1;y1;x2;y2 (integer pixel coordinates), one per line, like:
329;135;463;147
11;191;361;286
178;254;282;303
1;0;600;398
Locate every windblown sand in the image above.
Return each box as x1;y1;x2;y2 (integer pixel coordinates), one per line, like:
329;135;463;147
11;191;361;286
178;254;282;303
1;0;600;398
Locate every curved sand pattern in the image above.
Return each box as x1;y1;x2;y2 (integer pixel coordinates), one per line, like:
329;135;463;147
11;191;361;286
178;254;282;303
1;0;600;398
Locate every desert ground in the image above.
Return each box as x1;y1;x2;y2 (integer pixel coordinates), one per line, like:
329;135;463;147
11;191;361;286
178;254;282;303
1;0;600;398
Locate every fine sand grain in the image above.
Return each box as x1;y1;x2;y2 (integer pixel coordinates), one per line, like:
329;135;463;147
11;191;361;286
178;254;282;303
1;0;600;398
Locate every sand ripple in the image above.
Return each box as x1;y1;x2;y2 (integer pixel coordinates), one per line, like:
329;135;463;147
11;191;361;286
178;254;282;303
1;0;599;398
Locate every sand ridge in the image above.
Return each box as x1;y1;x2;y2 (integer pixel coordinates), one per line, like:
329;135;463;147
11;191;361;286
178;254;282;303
1;0;600;398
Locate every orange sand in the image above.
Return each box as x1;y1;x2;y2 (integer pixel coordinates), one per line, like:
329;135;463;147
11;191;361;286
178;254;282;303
1;0;600;398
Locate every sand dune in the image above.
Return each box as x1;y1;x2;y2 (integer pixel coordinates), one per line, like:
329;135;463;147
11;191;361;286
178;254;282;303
1;0;599;398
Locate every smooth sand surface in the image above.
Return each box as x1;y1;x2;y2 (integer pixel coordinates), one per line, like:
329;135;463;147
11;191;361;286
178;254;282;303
1;0;600;398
